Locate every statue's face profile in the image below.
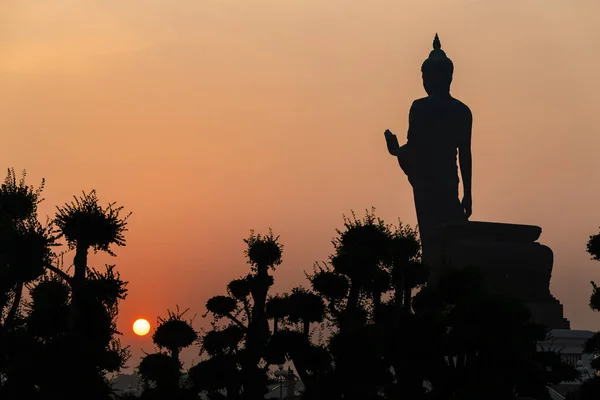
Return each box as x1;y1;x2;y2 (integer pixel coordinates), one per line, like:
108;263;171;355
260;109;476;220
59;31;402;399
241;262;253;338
422;69;452;96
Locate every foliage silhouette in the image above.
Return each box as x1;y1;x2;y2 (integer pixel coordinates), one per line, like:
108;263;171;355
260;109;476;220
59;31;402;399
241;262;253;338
0;169;57;333
137;307;197;399
55;189;130;255
188;230;285;399
55;189;131;399
578;230;600;399
187;209;577;400
0;168;45;221
2;166;580;400
414;266;577;400
153;308;198;361
295;210;426;399
0;168;131;400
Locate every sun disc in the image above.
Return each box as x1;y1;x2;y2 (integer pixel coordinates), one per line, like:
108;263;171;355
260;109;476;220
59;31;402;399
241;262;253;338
133;319;151;336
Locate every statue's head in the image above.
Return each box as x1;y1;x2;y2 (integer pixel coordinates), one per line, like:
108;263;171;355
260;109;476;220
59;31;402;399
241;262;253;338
421;34;454;95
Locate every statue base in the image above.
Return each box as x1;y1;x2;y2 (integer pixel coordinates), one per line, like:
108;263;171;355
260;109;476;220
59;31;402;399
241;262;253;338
423;221;570;329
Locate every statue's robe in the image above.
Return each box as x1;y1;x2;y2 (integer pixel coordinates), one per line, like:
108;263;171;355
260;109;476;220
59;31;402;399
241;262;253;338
398;95;472;244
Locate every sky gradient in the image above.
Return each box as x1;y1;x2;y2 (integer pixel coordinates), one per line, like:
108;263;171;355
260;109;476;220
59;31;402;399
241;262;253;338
2;0;600;369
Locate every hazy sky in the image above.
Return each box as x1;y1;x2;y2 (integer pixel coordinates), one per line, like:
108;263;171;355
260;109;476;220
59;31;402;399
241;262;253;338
2;0;600;369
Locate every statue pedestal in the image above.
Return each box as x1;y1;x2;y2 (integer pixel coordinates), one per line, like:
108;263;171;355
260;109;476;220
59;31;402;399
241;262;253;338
423;221;570;329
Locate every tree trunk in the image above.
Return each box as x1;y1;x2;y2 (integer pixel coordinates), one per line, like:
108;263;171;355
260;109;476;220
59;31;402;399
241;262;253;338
68;242;90;399
348;282;360;311
172;347;181;365
4;282;23;329
242;264;271;400
345;281;361;331
303;320;310;338
73;242;88;281
394;281;404;319
69;242;89;334
403;285;412;314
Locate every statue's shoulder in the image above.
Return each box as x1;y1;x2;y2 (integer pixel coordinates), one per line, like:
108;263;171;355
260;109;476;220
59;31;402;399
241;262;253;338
411;97;429;107
412;96;469;109
409;97;430;115
450;97;473;119
411;96;472;121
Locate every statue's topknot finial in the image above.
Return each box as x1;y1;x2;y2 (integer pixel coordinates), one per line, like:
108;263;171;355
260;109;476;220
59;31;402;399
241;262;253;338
433;33;441;50
422;33;454;78
426;33;448;62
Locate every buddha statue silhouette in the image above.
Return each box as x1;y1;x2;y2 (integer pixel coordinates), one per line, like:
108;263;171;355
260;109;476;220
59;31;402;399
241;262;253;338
382;36;571;329
385;34;473;246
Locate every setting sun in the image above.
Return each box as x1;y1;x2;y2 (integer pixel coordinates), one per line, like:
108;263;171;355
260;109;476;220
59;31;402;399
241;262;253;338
133;319;151;336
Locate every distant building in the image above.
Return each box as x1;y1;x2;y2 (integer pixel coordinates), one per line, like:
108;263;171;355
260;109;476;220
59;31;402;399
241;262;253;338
540;329;597;398
267;365;301;399
111;372;142;396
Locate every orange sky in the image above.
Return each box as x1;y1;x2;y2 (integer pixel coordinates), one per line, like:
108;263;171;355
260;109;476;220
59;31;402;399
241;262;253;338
2;0;600;370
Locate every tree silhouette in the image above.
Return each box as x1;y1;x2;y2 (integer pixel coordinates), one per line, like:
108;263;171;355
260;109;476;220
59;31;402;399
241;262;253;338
54;190;129;330
219;209;424;400
414;266;577;400
0;168;58;398
0;169;57;332
578;230;600;399
191;211;427;399
138;307;197;399
191;209;577;400
0;168;131;399
265;210;421;400
190;230;283;399
53;190;131;399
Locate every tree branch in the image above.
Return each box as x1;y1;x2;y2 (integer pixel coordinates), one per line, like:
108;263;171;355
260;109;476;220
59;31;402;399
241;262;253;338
226;313;248;331
45;263;73;284
4;283;23;329
242;298;252;324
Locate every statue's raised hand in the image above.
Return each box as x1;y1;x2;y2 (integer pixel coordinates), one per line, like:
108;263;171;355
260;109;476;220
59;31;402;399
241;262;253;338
384;130;400;156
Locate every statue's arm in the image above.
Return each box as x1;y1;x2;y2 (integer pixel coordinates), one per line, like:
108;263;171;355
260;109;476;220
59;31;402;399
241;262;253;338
458;109;473;198
406;101;417;144
396;102;418;181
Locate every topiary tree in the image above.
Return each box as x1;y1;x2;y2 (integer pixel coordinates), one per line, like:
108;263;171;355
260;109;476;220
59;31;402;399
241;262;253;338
152;308;198;363
0;168;57;332
191;209;580;400
138;307;197;399
279;209;424;400
413;266;578;400
191;230;283;399
193;211;424;400
54;190;130;327
53;190;131;398
284;288;326;338
0;169;59;399
263;209;572;400
579;230;600;399
0;169;132;399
